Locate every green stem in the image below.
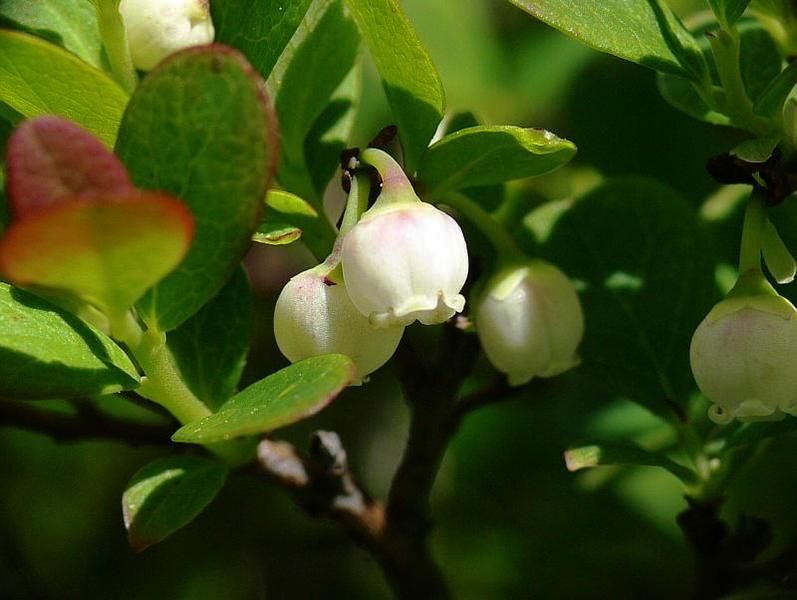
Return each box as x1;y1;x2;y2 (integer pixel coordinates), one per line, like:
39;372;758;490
738;187;768;274
441;191;525;262
709;27;767;134
339;174;370;237
112;312;211;424
95;1;137;93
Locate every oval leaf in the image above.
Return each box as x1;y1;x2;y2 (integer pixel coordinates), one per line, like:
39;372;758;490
212;0;312;79
116;45;278;331
0;282;139;399
345;0;445;172
122;455;227;552
420;126;576;197
172;355;356;444
0;192;194;318
276;0;360;202
0;30;128;147
510;0;708;82
6;116;133;218
254;190;319;246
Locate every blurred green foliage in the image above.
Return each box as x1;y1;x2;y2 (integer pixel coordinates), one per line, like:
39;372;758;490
3;0;797;598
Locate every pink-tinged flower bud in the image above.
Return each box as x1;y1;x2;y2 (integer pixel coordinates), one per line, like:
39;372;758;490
475;260;584;386
341;149;469;328
119;0;214;71
690;274;797;424
274;267;404;384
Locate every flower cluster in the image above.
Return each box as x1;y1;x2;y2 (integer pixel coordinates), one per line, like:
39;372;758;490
273;148;584;386
274;149;469;382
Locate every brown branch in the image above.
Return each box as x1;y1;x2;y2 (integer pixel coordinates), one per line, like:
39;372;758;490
257;432;385;544
0;399;174;445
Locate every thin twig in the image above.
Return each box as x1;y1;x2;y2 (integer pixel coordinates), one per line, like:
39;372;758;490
0;399;174;445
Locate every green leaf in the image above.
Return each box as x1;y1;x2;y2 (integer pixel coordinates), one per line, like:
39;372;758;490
708;0;752;27
536;178;718;420
276;0;360;203
172;355;355;444
731;134;780;162
345;0;445;172
761;217;796;284
304;64;361;198
254;190;320;247
0;192;194;320
510;0;709;82
420;126;576;198
116;46;279;332
212;0;312;79
565;441;697;484
0;30;128;147
122;455;227;552
0;0;104;67
0;282;139;399
754;60;797;117
168;267;252;410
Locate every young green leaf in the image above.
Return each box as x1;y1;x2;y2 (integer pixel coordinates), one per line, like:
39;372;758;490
116;45;279;332
754;60;797;117
172;355;355;444
761;217;796;284
535;179;718;420
0;30;129;147
168;267;253;410
0;282;139;399
304;64;361;198
708;0;752;27
0;0;105;68
254;190;319;247
122;455;227;552
212;0;313;79
420;126;576;198
276;0;360;203
345;0;445;172
511;0;708;84
5;116;133;218
0;192;194;319
565;441;697;484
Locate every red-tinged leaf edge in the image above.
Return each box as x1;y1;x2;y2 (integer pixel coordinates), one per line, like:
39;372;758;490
148;43;281;215
0;191;195;315
6;116;134;219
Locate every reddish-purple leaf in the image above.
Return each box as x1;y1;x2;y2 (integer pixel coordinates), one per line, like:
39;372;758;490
5;116;134;219
0;191;194;318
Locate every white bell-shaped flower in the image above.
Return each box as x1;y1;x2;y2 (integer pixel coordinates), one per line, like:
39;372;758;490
476;260;584;386
341;148;469;328
119;0;215;71
690;272;797;423
274;264;404;385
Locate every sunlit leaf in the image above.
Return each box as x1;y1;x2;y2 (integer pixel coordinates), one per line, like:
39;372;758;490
123;455;227;552
172;355;355;444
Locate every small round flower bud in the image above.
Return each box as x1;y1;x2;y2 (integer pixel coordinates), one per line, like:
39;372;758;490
341;149;469;328
475;260;584;386
274;267;404;384
690;274;797;424
119;0;215;71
